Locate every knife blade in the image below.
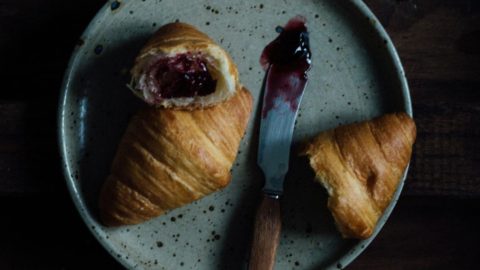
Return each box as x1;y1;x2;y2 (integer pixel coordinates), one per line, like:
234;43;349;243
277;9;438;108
249;16;311;270
258;64;308;196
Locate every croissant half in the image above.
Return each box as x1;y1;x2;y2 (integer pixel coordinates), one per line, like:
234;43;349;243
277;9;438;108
99;87;253;226
129;22;239;109
302;112;416;239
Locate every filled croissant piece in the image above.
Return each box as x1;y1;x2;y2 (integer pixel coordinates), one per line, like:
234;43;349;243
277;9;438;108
99;87;252;226
302;112;416;239
129;22;239;109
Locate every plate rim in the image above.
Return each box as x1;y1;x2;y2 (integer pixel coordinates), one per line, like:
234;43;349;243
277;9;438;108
57;1;132;269
57;0;412;269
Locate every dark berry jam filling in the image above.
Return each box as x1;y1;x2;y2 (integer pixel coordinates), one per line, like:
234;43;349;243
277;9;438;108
147;53;217;99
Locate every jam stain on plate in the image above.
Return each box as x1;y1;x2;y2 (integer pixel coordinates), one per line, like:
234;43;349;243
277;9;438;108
260;16;312;118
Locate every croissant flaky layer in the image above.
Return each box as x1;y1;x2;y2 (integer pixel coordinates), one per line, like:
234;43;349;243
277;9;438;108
99;87;253;226
302;112;416;239
129;22;239;109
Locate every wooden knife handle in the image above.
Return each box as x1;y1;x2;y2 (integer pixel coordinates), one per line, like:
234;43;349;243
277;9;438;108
248;194;281;270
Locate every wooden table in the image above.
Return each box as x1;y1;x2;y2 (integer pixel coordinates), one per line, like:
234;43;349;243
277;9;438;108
1;1;479;269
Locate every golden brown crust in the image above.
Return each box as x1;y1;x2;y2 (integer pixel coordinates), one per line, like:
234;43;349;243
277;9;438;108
99;87;253;226
130;22;239;108
302;112;416;239
133;23;214;68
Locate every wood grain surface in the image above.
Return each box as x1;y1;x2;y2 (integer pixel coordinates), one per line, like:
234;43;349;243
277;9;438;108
249;195;282;270
0;0;479;269
364;0;480;197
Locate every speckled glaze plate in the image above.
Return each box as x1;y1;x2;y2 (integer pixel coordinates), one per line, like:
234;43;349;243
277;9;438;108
59;0;411;269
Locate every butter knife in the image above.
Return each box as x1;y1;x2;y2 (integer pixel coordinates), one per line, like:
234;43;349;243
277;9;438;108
249;16;312;270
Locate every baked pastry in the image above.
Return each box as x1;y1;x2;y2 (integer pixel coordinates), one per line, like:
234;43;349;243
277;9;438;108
301;112;416;239
128;22;239;109
99;87;253;226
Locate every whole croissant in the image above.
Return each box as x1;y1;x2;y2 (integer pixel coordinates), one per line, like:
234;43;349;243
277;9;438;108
99;87;253;226
302;112;416;239
129;22;239;109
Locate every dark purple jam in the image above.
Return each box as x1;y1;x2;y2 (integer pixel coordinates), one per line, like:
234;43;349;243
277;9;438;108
148;53;217;98
260;16;312;117
260;17;311;70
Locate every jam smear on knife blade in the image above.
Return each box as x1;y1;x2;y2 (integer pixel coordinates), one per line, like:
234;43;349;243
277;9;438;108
260;16;312;117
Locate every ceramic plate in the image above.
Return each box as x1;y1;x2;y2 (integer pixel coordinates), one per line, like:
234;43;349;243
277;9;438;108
59;0;411;269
